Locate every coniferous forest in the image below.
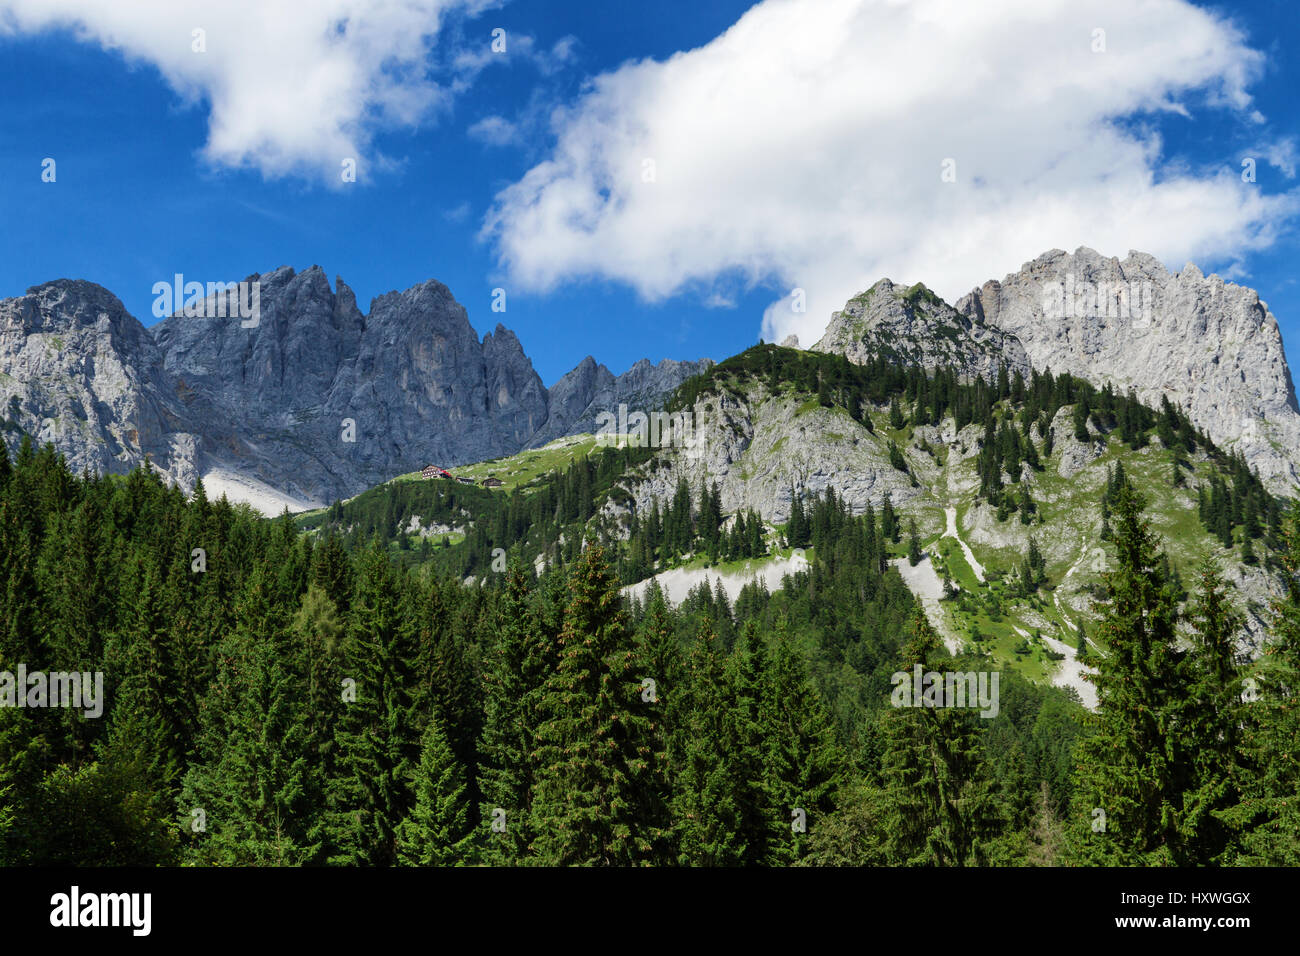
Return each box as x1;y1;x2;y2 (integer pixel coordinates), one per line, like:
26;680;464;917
1;420;1298;867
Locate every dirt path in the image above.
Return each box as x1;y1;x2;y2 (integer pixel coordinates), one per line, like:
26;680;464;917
1015;625;1098;711
1053;536;1092;631
943;506;985;582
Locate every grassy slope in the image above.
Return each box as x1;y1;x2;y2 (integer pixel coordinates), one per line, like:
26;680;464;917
294;372;1273;694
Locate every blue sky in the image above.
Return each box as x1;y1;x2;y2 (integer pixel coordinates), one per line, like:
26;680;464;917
1;0;1298;385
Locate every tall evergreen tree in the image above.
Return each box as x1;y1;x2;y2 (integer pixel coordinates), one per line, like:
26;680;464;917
478;566;541;863
1178;556;1244;865
179;632;321;865
1069;478;1188;865
397;712;473;866
528;547;669;865
1222;517;1300;864
326;541;421;866
879;612;999;866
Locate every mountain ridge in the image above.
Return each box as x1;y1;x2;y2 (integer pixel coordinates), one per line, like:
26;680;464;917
1;266;709;511
3;246;1297;515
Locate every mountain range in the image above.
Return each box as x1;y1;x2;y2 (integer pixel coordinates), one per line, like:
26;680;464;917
0;265;709;511
2;246;1296;514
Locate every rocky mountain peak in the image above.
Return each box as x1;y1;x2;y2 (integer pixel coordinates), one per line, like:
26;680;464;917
1;267;709;511
957;245;1300;492
813;276;1030;381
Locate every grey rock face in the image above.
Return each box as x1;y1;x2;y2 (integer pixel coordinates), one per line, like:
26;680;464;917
814;278;1031;381
956;247;1300;493
614;384;923;527
148;266;555;504
527;355;713;447
0;280;201;487
1;267;710;508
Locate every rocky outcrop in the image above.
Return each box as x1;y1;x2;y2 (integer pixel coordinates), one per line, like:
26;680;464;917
0;267;710;509
957;247;1300;493
148;266;555;505
0;280;201;488
612;384;924;526
814;278;1031;381
527;355;714;447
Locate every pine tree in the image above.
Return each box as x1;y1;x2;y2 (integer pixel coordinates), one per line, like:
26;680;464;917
723;621;782;865
1069;477;1188;865
477;566;539;863
179;632;321;866
1072;399;1090;443
888;440;908;473
881;493;899;544
633;584;683;864
397;713;473;866
674;617;756;866
1222;516;1300;864
787;488;810;549
326;540;421;866
1178;556;1244;865
765;624;847;863
907;519;922;566
879;611;999;866
528;547;669;865
878;613;998;868
889;396;905;430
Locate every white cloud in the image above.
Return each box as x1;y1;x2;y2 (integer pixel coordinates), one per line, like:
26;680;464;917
468;115;519;146
451;32;578;91
1262;139;1298;179
0;0;497;182
482;0;1300;346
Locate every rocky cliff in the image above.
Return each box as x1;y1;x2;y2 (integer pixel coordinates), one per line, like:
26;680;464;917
527;355;714;447
0;267;706;509
813;278;1031;382
0;279;202;488
956;247;1300;493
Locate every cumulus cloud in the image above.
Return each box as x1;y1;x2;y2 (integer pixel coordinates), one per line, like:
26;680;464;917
482;0;1300;346
0;0;498;181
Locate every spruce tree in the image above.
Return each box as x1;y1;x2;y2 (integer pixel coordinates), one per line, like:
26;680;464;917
765;624;848;863
1221;516;1300;864
477;566;539;863
397;712;473;866
674;617;755;866
528;547;669;865
1069;477;1188;865
723;621;783;865
879;611;999;866
179;632;321;866
1178;555;1243;865
326;540;421;866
